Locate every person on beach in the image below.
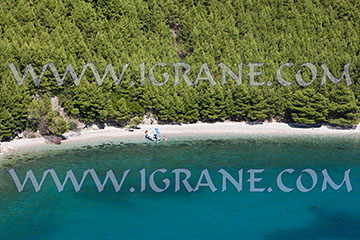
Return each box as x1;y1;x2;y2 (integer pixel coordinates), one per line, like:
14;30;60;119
164;135;167;141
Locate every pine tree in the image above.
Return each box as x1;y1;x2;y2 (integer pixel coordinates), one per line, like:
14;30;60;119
0;108;15;141
289;88;329;124
231;85;250;121
328;85;360;125
248;88;269;122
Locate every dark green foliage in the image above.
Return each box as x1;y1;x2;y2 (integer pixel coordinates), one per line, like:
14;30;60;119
0;78;30;140
289;89;329;124
198;84;227;122
63;80;111;123
328;85;360;125
231;85;251;121
248;88;270;122
1;0;360;141
0;108;15;141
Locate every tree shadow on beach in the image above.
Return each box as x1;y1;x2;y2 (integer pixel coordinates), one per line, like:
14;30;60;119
287;123;322;128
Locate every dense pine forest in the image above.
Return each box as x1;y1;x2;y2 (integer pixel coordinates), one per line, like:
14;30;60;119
1;0;360;141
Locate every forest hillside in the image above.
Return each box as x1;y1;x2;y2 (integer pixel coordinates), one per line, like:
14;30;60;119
1;0;360;140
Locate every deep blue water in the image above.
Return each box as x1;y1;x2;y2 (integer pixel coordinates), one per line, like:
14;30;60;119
0;135;359;239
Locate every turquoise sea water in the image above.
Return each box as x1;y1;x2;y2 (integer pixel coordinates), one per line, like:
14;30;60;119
0;135;359;239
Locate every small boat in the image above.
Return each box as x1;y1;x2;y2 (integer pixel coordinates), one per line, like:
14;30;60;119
145;134;156;141
145;128;161;141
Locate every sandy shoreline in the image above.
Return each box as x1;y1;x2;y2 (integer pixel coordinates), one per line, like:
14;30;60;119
1;121;360;157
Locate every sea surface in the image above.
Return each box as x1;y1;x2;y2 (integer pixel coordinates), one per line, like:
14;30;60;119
0;135;359;240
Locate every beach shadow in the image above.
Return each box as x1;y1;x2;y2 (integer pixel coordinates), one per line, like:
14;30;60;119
287;123;322;128
246;121;264;125
263;206;360;240
326;124;357;130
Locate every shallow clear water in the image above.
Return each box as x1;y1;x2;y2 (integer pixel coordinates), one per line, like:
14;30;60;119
0;135;359;239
